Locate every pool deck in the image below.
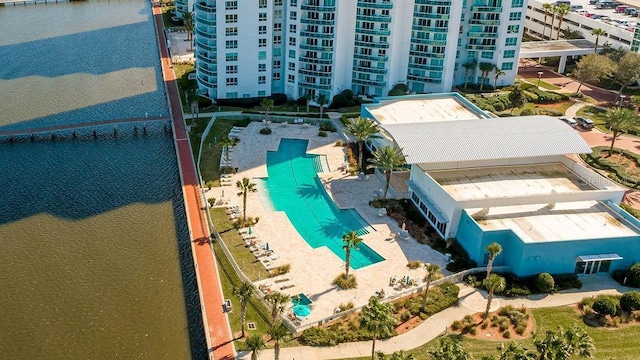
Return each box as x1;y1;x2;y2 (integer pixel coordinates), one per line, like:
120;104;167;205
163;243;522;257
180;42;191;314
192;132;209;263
206;121;449;326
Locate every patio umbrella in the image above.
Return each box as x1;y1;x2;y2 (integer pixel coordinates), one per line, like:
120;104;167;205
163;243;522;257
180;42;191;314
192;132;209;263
293;304;311;317
265;243;269;251
405;276;410;286
248;227;252;235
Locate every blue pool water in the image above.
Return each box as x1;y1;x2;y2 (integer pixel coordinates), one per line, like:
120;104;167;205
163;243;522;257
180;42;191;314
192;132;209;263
264;139;384;269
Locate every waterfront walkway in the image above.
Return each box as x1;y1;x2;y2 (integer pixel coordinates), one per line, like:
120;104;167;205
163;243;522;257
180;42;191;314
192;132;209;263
0;116;170;137
152;7;235;360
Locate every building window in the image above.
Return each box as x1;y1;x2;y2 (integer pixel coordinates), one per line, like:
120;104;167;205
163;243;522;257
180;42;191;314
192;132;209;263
258;51;267;60
504;50;516;59
288;74;295;83
507;25;520;34
225;1;237;10
290;0;296;6
511;0;524;7
225;40;238;49
225;14;237;23
273;72;281;80
501;62;514;70
225;27;238;36
259;63;267;72
274;9;282;19
259;25;267;35
290;11;297;20
226;52;238;61
226;92;238;98
288;62;295;71
226;77;238;86
259;0;267;8
481;51;493;59
274;23;282;32
273;60;281;69
289;24;297;33
226;65;238;74
289;49;295;59
289;37;296;46
259;12;267;21
273;48;281;56
259;38;267;47
258;76;266;84
274;35;281;44
505;37;518;46
258;90;267;96
509;12;522;21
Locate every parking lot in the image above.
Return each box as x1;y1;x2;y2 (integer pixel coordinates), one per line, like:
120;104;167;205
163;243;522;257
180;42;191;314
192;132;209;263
566;0;640;31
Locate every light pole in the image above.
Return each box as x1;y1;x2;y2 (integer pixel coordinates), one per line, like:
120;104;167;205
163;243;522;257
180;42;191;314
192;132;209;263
537;71;544;89
620;95;627;107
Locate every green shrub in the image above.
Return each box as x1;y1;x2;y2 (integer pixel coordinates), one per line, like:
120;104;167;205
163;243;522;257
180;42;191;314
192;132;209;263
620;291;640;312
204;180;215;190
207;198;216;207
419;312;428;320
451;320;462;331
469;326;477;335
300;327;334;346
581;147;640;190
338;301;355;312
516;324;527;335
628;263;640;287
400;310;411;322
553;273;582;290
535;272;555;293
333;273;357;289
319;121;337;132
259;126;272;135
197;96;213;108
503;330;511;338
593;297;617;316
388;88;405;96
505;285;532;297
407;260;422;269
520;108;536;116
318;131;327;137
269;264;291;277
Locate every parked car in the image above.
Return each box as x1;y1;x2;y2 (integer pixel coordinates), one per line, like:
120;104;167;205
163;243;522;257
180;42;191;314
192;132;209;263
571;5;584;11
596;1;620;9
625;8;639;16
615;5;628;12
574;116;595;129
555;0;571;5
559;117;578;128
589;0;599;4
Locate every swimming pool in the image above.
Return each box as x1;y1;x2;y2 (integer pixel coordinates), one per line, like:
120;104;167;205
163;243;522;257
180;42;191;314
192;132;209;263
264;139;384;269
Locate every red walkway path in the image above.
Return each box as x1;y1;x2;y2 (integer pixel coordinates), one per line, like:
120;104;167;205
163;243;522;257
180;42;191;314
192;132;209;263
152;8;235;360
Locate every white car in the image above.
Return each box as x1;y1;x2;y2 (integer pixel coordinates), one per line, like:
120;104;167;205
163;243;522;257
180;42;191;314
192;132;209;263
559;117;578;128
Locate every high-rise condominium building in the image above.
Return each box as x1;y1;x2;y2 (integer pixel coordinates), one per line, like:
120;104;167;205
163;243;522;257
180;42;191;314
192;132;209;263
193;0;527;100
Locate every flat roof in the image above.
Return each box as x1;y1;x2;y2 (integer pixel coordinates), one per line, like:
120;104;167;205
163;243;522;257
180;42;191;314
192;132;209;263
467;201;640;243
383;116;592;164
519;39;597;58
367;96;485;125
429;163;595;202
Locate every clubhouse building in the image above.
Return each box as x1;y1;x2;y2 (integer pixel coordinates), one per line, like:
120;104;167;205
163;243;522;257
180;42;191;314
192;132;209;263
362;93;640;277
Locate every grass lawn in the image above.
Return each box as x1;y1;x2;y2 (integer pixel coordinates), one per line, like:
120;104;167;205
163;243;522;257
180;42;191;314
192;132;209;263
341;306;640;359
160;6;175;29
210;208;271;282
173;64;197;113
520;77;562;91
507;101;573;117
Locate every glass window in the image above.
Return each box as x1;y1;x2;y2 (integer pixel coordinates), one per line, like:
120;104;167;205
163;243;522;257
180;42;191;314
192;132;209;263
273;60;281;69
259;63;267;72
259;12;267;21
225;40;238;49
259;25;267;35
259;38;267;47
507;25;519;34
225;14;237;23
501;62;513;70
290;24;297;33
504;50;516;59
481;51;493;59
288;74;295;83
258;76;266;84
290;11;297;20
273;48;281;56
226;27;238;36
226;65;237;74
505;37;518;46
273;72;281;80
289;49;296;58
259;0;267;8
274;23;282;32
226;77;238;86
225;1;237;10
288;62;295;70
258;51;267;60
290;0;297;6
226;92;238;98
509;12;522;21
273;35;281;44
574;260;586;274
511;0;524;7
226;52;238;61
599;260;611;273
289;37;296;46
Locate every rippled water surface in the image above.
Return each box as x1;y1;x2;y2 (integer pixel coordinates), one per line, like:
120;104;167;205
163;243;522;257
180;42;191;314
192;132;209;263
0;1;204;359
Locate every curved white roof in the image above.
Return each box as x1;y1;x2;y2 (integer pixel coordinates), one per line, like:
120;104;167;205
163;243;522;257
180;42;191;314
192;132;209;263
382;116;592;164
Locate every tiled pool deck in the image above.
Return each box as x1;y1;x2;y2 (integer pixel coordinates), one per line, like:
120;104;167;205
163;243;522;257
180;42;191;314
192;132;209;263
205;121;449;325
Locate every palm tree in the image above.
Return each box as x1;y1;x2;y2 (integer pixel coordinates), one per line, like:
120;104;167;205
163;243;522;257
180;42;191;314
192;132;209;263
494;67;506;88
244;334;265;360
483;274;506;318
182;11;194;51
428;337;470;360
367;145;406;199
360;296;397;360
533;325;594;359
264;291;289;325
267;324;289;360
342;231;362;279
548;4;558;39
498;342;537;360
219;135;238;170
304;92;313;114
236;177;257;221
421;263;442;311
542;3;554;39
508;85;526;114
233;280;254;338
555;4;570;40
462;59;477;89
591;28;606;53
345;117;380;172
316;93;328;120
261;98;274;122
485;242;503;277
603;107;637;156
478;62;495;91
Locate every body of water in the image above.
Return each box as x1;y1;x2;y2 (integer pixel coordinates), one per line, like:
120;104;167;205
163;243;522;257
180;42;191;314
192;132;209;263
0;1;205;358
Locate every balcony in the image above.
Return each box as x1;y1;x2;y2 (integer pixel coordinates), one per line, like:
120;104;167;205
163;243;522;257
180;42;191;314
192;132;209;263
297;80;331;89
195;38;216;52
407;63;444;71
299;57;333;65
465;44;496;50
469;19;500;25
352;65;388;74
413;12;449;20
467;31;499;38
412;25;448;33
299;68;333;76
300;18;335;26
354;40;389;49
356;14;392;22
354;53;389;62
357;28;391;36
196;27;215;40
196;63;217;78
411;38;447;46
195;2;216;13
299;43;333;51
195;14;216;27
196;51;217;63
300;30;334;38
357;0;392;9
407;74;442;83
470;6;502;12
196;73;217;89
410;51;444;59
301;4;335;11
352;78;386;87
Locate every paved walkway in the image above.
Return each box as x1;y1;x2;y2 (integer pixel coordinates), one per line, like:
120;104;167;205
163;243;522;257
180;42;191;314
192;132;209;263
0;116;170;137
153;7;235;360
239;276;631;360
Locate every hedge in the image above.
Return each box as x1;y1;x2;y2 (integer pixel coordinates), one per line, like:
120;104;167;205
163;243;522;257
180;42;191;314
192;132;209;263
581;146;640;189
215;93;288;108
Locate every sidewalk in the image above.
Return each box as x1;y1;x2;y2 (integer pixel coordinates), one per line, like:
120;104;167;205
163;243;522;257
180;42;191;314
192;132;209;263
240;276;631;360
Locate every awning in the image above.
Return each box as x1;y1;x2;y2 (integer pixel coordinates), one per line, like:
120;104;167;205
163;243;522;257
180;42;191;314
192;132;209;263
577;254;623;262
